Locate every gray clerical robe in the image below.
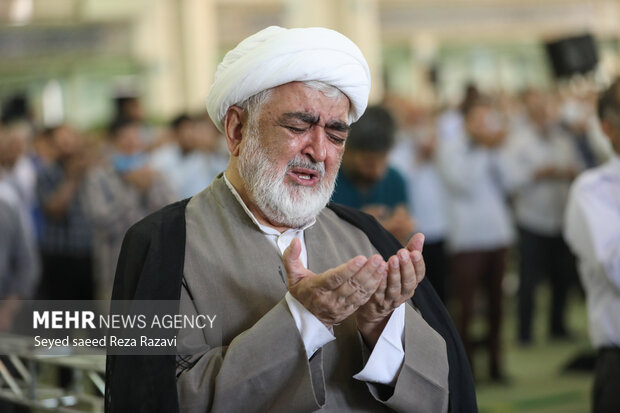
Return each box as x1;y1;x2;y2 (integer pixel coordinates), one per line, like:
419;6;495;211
175;176;449;412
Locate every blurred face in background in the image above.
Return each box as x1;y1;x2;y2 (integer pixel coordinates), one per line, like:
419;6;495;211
113;123;143;155
0;128;26;169
465;103;492;141
52;125;82;159
524;91;553;129
34;131;58;164
194;116;222;153
176;119;198;153
342;150;389;187
122;98;143;122
464;101;505;148
412;114;438;161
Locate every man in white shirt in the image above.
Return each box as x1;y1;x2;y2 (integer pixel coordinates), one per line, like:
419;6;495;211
390;114;450;302
106;26;476;413
502;89;582;344
438;94;513;382
564;79;620;413
150;114;228;199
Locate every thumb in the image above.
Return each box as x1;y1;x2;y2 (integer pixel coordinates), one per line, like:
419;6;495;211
406;232;425;253
282;238;310;286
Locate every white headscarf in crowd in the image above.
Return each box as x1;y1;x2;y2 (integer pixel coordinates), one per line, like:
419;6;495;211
206;26;371;133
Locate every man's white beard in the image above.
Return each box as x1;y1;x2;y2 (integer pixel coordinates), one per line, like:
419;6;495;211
238;126;338;228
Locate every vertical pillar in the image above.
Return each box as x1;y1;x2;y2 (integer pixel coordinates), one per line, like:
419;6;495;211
339;0;383;104
133;0;183;120
179;0;217;113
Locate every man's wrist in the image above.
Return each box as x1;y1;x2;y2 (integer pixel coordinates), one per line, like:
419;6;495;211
284;292;336;359
357;314;390;349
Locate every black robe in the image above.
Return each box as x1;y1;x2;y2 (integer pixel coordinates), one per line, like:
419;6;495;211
104;199;477;412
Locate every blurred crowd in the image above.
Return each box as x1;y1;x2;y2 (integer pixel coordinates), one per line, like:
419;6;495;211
0;83;614;383
0;96;229;319
331;83;614;383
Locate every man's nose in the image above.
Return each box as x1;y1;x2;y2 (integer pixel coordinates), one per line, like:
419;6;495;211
303;126;327;163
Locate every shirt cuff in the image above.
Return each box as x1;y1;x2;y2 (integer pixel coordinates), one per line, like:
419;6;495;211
285;291;335;359
353;303;405;386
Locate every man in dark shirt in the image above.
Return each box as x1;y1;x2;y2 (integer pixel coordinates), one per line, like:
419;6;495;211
332;106;414;244
36;124;94;302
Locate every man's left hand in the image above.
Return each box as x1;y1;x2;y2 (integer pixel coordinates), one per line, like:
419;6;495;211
355;233;426;348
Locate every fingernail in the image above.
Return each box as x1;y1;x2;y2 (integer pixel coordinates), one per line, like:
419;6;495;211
371;256;382;267
390;258;399;268
353;256;366;267
412;250;422;262
399;250;408;261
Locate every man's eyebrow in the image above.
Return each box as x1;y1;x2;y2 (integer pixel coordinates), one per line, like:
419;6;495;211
325;120;350;133
279;112;320;125
278;112;350;133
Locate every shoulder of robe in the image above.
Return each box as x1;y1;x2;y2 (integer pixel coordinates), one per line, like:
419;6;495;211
112;198;191;301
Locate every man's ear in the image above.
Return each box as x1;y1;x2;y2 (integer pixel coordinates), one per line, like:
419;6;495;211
224;106;245;157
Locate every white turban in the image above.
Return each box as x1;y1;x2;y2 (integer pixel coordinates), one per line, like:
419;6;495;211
206;26;371;133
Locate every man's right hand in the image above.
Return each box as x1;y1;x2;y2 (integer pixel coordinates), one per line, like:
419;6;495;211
282;238;387;330
124;167;156;192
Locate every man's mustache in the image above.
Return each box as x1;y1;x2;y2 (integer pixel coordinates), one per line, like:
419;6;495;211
286;156;325;178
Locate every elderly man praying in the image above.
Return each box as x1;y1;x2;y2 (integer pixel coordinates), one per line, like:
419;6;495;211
105;26;475;413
